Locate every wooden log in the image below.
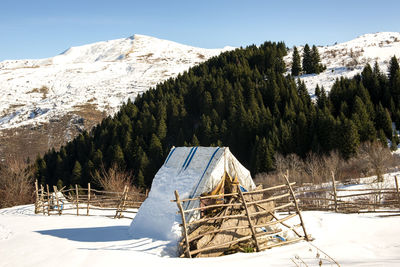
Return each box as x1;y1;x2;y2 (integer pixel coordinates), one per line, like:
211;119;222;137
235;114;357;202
174;190;191;258
284;171;309;241
40;184;45;215
173;183;296;203
115;185;127;219
53;186;61;215
87;183;91;216
46;184;51;216
242;182;296;195
75;184;79;216
34;180;39;214
331;172;338;212
395;176;400;211
259;236;305;251
237;184;260;252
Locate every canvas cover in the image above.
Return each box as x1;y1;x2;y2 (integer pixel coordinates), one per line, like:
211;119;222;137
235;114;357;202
129;146;256;242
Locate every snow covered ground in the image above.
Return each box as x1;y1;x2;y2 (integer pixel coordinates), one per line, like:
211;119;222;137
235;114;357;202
285;32;400;95
1;194;400;266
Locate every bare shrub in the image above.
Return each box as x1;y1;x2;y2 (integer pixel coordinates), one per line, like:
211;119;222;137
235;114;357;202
0;159;34;208
92;164;133;192
359;141;392;182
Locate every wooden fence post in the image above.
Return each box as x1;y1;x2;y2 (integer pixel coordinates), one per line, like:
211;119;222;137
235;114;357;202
115;186;127;218
395;176;400;210
331;171;338;212
75;184;79;216
46;184;51;216
283;171;310;241
174;190;191;258
34;180;39;214
87;183;91;216
53;186;61;215
40;185;45;215
237;184;260;252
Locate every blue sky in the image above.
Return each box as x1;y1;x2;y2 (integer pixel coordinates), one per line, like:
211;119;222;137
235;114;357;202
0;0;399;60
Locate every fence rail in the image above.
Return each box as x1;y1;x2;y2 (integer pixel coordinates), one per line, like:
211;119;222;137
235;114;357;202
276;174;400;214
34;181;146;219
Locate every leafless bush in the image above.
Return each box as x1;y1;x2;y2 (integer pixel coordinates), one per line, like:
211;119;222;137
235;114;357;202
92;164;136;193
359;141;393;182
0;159;34;208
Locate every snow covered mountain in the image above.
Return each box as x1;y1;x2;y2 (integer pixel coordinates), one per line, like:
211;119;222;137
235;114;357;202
285;32;400;95
0;34;233;130
0;34;233;160
1;32;399;160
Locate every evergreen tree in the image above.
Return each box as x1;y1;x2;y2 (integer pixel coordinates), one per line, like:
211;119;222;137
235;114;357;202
302;44;312;74
388;56;399;84
311;45;322;74
291;46;301;76
71;161;82;185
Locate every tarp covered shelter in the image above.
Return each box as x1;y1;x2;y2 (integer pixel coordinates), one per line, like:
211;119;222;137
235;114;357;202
129;146;256;241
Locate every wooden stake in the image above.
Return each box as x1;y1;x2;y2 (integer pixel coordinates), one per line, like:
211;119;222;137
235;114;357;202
40;184;45;215
46;184;50;216
395;176;400;210
53;186;61;215
87;183;91;216
237;184;260;252
283;171;310;241
34;180;39;214
174;190;191;258
75;184;79;216
115;185;127;218
331;171;338;212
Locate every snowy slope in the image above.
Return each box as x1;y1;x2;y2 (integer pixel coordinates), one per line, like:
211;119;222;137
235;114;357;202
285;32;400;94
0;34;234;130
1;204;400;266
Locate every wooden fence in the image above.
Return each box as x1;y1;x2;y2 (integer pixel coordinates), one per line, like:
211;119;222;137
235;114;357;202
34;181;146;219
280;173;400;214
172;173;311;258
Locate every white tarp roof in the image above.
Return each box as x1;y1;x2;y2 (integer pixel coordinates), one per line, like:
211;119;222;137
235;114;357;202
129;146;255;242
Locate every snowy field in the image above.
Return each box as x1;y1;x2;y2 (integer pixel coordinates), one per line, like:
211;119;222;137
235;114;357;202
1;203;400;266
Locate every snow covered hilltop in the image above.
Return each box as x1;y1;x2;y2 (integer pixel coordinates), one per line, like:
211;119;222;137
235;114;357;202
0;34;233;160
0;34;233;130
285;32;400;94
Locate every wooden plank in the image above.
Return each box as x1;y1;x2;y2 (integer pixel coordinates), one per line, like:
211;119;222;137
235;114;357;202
238;184;260;252
174;190;191;258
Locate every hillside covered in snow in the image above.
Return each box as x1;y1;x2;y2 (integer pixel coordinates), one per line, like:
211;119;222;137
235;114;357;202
0;35;233;160
285;32;400;94
0;34;233;130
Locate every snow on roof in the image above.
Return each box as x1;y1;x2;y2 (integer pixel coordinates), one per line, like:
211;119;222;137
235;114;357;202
129;146;255;242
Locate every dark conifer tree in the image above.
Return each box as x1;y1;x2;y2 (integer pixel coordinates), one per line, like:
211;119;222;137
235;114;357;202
302;44;312;74
291;46;302;76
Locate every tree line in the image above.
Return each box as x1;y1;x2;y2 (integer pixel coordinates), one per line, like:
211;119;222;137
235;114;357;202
33;39;400;190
